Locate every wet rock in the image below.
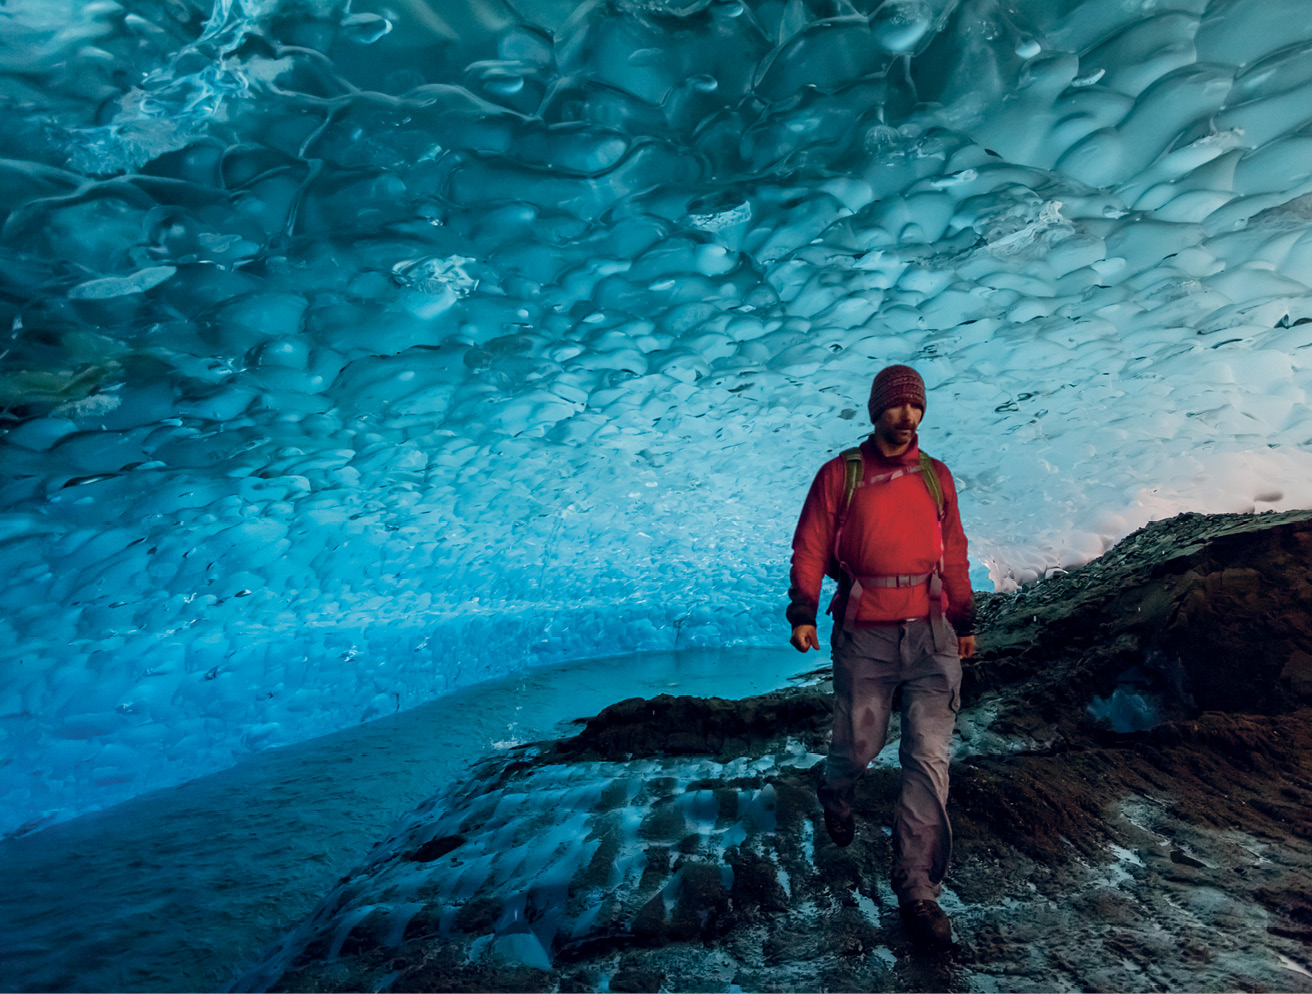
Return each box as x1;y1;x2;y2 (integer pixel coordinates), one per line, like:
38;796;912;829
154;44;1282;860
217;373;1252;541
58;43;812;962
638;844;672;891
668;861;731;939
638;799;687;842
970;508;1312;720
455;897;501;934
726;847;788;912
550;690;832;762
629;890;669;940
632;860;731;943
1283;649;1312;696
574;825;621;889
608;959;665;993
402;833;464;862
762;927;817;965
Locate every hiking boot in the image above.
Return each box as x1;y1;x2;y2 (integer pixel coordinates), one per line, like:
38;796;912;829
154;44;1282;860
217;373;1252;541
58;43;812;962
816;783;854;847
899;900;952;948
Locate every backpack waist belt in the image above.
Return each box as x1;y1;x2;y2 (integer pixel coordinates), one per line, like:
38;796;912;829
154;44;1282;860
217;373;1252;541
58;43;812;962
841;570;945;636
861;572;932;588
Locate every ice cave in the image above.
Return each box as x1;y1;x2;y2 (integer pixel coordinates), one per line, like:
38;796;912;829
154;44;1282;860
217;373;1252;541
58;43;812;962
2;0;1312;990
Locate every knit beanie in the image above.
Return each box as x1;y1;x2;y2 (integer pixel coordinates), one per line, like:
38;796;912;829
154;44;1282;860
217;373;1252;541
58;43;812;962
867;364;926;423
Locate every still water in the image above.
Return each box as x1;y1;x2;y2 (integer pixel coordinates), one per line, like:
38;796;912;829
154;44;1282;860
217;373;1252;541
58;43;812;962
0;645;811;993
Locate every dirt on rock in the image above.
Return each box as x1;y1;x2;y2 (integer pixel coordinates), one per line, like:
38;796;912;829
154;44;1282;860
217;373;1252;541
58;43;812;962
546;689;834;763
235;509;1312;994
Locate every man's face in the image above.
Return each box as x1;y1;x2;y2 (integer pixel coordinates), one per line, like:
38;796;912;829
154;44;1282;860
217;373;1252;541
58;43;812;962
874;402;923;447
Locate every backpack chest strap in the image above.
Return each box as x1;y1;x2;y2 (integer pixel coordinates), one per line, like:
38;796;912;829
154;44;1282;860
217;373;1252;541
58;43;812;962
859;465;922;488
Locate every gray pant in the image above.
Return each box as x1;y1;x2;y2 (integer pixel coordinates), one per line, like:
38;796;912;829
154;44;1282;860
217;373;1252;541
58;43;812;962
822;618;961;903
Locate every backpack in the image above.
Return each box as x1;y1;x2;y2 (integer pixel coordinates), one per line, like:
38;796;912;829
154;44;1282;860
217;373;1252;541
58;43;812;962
828;444;951;637
825;445;945;582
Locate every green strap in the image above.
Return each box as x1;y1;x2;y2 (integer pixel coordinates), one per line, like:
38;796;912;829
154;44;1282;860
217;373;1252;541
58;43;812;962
919;450;945;519
841;446;944;519
841;448;863;513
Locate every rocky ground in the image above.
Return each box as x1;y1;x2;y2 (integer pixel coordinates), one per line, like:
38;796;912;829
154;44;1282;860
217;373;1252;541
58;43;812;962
232;509;1312;993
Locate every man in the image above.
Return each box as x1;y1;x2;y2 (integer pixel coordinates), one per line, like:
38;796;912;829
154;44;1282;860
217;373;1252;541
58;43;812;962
787;363;976;949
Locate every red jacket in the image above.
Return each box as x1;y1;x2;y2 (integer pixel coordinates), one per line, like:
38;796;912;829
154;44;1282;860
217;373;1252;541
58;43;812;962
787;437;974;633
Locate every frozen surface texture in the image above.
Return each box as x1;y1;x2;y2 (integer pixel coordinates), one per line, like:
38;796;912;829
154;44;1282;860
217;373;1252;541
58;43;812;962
232;510;1312;993
3;0;1312;833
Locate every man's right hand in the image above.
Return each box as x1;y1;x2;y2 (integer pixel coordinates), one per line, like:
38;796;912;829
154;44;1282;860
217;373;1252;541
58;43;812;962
790;624;820;652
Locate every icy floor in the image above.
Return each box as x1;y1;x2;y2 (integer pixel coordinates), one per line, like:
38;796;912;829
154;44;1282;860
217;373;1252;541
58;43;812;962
230;688;1312;994
947;797;1312;993
233;739;830;993
0;644;809;994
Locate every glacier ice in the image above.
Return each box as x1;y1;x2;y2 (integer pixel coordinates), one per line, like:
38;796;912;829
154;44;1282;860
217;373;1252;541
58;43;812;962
3;0;1312;835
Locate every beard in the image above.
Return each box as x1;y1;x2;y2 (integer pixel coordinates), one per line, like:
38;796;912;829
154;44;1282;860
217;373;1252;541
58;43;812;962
877;421;916;446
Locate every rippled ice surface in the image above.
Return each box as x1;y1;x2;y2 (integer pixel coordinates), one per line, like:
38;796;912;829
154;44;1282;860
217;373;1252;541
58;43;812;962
0;645;809;994
6;0;1312;843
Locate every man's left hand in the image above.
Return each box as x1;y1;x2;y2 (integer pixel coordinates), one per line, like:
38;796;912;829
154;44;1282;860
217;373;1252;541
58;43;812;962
958;635;976;659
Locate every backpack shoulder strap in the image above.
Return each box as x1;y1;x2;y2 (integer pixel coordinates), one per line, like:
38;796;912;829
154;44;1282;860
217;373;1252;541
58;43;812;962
840;447;863;514
828;447;864;585
918;450;945;519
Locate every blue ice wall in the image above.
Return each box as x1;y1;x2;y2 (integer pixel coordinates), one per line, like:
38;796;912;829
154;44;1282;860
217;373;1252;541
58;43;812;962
3;0;1312;835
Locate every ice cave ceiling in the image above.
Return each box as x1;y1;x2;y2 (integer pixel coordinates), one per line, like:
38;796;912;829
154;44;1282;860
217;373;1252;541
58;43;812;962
3;0;1312;834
